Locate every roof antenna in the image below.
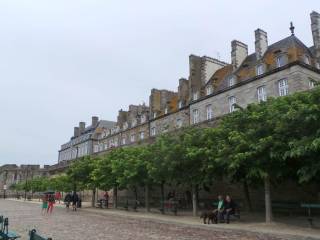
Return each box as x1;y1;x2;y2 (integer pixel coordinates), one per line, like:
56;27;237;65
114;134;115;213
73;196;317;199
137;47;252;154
290;22;295;35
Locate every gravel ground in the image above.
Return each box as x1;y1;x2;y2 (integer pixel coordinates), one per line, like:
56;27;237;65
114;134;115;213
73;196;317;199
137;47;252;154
0;200;316;240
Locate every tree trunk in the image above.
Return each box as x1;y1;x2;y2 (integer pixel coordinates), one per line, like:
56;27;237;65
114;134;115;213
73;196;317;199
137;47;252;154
91;188;96;207
160;182;165;213
145;184;150;212
113;187;118;208
264;176;273;223
192;185;198;217
133;186;138;201
243;180;252;212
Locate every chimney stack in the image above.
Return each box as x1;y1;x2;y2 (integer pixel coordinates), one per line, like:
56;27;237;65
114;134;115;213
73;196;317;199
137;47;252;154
255;29;268;60
91;116;99;127
311;11;320;59
74;127;80;137
79;122;86;134
231;40;248;69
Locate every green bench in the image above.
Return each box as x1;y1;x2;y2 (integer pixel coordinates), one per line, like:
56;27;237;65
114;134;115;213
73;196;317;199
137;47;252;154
29;229;52;240
301;203;320;227
160;200;178;215
0;216;20;240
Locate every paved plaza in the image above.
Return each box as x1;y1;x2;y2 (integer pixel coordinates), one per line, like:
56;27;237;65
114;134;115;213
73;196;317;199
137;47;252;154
0;200;318;240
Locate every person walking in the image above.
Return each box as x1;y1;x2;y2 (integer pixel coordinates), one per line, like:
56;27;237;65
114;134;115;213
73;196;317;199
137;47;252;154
64;192;72;211
47;194;55;214
72;192;79;211
41;194;48;215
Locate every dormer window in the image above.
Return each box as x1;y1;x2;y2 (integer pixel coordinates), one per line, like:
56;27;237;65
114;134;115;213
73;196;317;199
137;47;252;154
178;101;183;109
256;64;264;75
304;55;310;65
153;112;157;118
164;107;168;114
206;85;213;95
316;62;320;69
193;91;199;101
276;55;286;68
123;122;128;130
141;115;146;123
228;76;235;87
132;119;137;127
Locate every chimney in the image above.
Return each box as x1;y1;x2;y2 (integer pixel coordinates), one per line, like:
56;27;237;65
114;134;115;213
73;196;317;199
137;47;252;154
255;28;268;59
74;127;80;137
79;122;86;134
311;11;320;59
231;40;248;69
91;116;99;127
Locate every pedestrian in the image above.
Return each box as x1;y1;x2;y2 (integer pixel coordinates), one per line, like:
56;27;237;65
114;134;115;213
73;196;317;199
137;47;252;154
223;195;236;224
41;194;48;215
72;192;79;211
104;191;109;208
55;191;62;204
47;194;55;214
64;192;72;211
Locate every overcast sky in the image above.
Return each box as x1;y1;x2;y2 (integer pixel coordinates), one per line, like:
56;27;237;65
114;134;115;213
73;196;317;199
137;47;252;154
0;0;318;166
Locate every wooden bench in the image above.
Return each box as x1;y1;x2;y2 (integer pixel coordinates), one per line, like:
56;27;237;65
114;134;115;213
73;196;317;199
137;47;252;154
29;229;52;240
160;200;178;215
211;201;241;222
96;199;108;208
0;216;20;240
301;203;320;227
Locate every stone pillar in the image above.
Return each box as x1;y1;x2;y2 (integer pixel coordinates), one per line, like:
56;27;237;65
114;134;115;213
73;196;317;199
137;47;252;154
255;28;268;60
311;11;320;62
231;40;248;69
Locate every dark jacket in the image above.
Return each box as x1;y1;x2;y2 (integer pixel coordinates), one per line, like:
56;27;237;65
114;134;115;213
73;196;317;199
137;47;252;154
64;194;72;203
224;200;236;211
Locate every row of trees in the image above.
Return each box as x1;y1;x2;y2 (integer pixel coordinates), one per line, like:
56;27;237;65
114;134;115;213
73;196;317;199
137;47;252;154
13;87;320;222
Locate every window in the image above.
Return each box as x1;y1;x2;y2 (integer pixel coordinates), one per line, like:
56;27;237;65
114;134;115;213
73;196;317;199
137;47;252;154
123;122;128;130
153;112;157;118
178;101;183;109
256;64;264;75
122;137;126;145
278;79;289;96
176;118;182;128
206;104;213;120
151;127;156;136
316;62;320;69
206;85;213;95
164;107;168;114
309;79;316;89
228;96;236;113
304;55;310;65
141;115;146;123
276;55;286;68
192;109;199;124
132;119;137;127
193;91;199;101
140;131;145;140
130;134;135;142
94;145;99;153
228;76;235;87
257;86;267;102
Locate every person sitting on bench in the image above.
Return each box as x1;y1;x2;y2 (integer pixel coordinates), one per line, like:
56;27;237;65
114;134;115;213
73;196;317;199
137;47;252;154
212;195;225;224
223;195;236;224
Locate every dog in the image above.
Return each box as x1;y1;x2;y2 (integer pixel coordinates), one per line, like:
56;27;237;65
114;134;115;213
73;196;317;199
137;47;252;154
200;211;215;224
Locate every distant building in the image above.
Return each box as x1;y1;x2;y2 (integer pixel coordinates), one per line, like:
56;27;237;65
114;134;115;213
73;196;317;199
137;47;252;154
58;116;115;163
0;164;50;190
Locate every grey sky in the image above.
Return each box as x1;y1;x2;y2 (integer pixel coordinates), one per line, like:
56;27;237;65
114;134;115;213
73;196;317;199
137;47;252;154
0;0;318;165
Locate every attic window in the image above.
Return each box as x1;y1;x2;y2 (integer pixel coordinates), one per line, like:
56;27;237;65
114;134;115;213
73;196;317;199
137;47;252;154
228;76;235;87
164;107;168;114
206;85;213;95
178;101;183;109
276;55;286;68
303;55;310;65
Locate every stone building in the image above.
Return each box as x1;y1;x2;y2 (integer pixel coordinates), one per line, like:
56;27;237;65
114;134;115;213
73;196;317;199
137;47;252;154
0;164;50;190
57;11;320;169
58;116;116;163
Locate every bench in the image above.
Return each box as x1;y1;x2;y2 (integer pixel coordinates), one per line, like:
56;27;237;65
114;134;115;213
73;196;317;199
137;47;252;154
301;203;320;227
0;216;20;240
29;229;52;240
96;199;109;209
211;201;241;222
160;200;178;215
118;200;140;211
